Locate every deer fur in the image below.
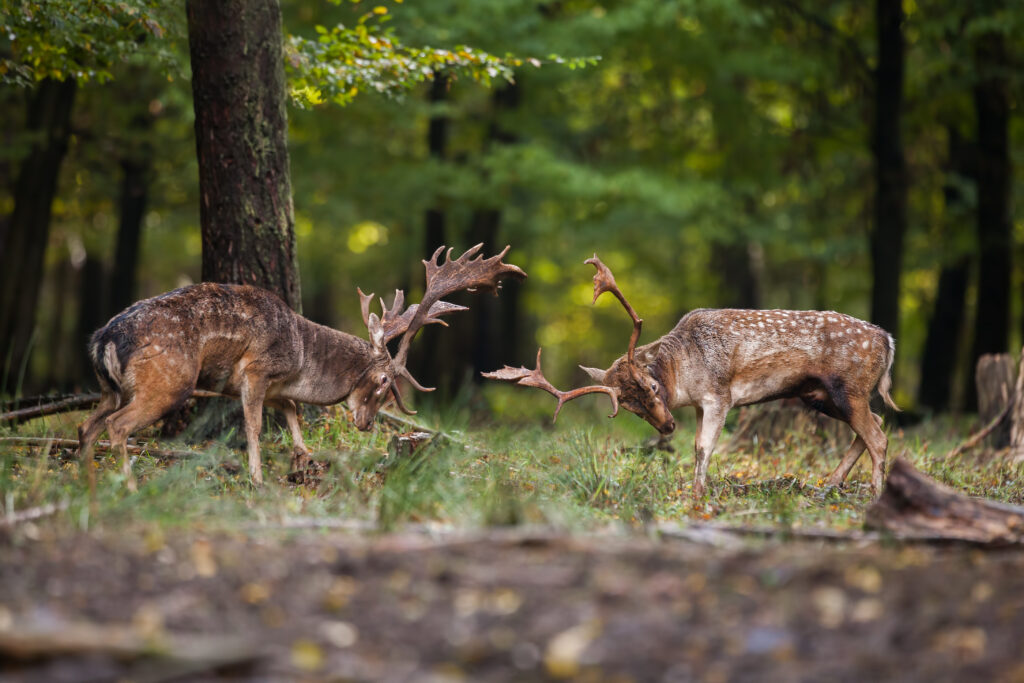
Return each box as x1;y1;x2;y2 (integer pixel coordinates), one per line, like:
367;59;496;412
486;256;898;499
79;245;525;489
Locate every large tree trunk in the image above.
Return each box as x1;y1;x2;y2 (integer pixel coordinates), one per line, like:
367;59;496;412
868;0;907;342
917;127;971;412
965;31;1011;411
0;78;76;390
186;0;300;310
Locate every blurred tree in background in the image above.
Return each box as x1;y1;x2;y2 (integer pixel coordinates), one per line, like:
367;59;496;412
1;0;1022;419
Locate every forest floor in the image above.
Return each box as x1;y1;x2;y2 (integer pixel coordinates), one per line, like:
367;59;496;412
2;397;1024;681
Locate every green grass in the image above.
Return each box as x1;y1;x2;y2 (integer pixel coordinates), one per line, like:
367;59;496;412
3;389;1024;538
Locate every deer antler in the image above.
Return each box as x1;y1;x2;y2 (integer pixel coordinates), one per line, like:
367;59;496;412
358;288;469;347
585;255;643;364
394;244;527;370
483;348;619;422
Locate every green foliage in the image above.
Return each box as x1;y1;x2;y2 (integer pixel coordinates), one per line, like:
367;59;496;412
0;0;185;85
285;2;597;107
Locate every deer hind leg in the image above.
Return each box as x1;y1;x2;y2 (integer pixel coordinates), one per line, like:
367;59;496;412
267;398;311;473
693;400;730;500
77;390;120;489
103;360;193;491
847;406;888;494
825;413;883;488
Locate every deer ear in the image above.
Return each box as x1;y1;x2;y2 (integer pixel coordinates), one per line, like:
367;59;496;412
635;341;662;366
368;313;386;352
579;365;608;384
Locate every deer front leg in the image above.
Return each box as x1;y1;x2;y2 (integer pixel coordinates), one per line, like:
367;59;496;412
692;400;729;500
269;398;311;472
241;375;270;486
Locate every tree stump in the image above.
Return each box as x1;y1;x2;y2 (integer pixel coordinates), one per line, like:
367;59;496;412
724;399;847;454
975;353;1015;448
865;457;1024;544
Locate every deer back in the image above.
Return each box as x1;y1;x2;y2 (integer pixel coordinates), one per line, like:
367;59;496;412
654;308;895;409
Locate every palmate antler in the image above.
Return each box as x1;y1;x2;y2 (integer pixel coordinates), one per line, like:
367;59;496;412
357;288;468;343
483;348;619;421
359;244;526;414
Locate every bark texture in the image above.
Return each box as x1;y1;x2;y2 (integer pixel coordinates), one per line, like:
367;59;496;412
868;0;907;343
187;0;300;311
974;354;1014;449
865;457;1024;545
0;78;76;387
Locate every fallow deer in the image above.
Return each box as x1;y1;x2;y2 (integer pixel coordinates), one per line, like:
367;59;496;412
484;255;898;498
79;244;525;488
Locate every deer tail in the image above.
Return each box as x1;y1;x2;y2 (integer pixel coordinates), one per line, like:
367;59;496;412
877;333;900;412
89;333;124;395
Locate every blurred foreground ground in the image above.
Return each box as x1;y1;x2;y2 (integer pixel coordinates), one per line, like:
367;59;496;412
3;526;1024;682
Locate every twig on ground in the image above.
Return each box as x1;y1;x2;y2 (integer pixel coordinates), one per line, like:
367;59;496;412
1;500;69;527
945;401;1013;459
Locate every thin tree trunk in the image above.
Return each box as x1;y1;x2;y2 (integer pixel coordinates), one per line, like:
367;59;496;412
965;30;1011;411
868;0;907;342
74;256;108;386
109;156;150;315
187;0;300;311
412;73;451;391
466;82;521;380
918;127;971;412
0;78;76;390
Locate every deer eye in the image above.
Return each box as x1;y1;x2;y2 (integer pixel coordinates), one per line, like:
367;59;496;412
650;382;658;392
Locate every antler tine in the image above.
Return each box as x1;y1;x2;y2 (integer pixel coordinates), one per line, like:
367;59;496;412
357;288;374;328
482;348;619;422
394;243;526;366
584;254;643;364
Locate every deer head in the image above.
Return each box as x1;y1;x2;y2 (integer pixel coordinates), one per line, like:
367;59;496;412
483;254;675;435
351;244;526;429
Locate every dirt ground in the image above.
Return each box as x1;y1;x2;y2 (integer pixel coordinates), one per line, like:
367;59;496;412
2;526;1024;682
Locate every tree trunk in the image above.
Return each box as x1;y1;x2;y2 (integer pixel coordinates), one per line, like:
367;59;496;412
74;256;108;386
411;73;452;392
917;128;971;412
466;82;522;381
186;0;300;311
868;0;907;343
711;241;762;309
0;78;76;391
965;31;1011;411
109;156;150;315
974;353;1014;449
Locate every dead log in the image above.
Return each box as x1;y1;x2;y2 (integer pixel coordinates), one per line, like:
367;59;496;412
864;457;1024;544
975;353;1015;448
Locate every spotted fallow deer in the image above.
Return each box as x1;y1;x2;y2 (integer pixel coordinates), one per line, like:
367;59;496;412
79;244;525;488
484;255;898;498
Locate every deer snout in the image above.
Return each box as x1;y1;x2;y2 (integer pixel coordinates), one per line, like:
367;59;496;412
657;418;676;435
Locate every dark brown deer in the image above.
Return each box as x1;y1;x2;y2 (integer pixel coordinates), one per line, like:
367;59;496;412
485;255;897;498
79;244;525;488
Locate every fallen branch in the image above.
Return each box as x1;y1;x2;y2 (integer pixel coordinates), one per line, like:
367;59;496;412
0;393;101;425
945;400;1014;460
0;389;225;427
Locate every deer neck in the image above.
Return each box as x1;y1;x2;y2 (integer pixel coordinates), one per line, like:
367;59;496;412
650;330;697;409
275;317;377;405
